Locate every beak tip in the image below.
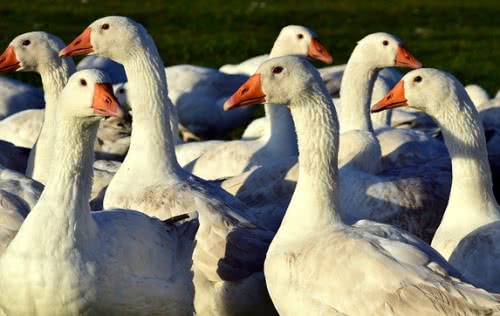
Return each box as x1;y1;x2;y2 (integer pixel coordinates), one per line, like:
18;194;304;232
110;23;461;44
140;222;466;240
223;101;232;111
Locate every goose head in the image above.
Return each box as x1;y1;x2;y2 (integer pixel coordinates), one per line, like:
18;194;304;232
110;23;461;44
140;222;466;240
0;32;67;72
60;16;145;62
59;69;123;123
352;32;422;69
224;56;327;110
371;68;473;120
272;25;333;64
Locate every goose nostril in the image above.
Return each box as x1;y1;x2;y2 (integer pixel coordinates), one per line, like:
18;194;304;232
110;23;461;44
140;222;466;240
75;39;81;45
241;87;248;95
387;94;393;100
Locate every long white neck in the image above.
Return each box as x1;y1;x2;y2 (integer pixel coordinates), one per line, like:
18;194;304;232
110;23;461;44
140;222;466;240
11;115;97;254
258;41;300;155
113;36;182;183
276;85;343;240
436;97;500;225
262;104;298;156
26;57;76;184
338;55;379;133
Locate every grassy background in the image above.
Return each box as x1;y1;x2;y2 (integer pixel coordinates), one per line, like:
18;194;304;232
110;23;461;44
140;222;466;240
0;0;498;93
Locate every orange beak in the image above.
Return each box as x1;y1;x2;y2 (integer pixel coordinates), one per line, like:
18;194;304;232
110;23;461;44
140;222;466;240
93;83;124;118
224;74;266;111
0;46;20;72
371;80;407;113
59;28;94;58
395;45;422;69
308;38;333;64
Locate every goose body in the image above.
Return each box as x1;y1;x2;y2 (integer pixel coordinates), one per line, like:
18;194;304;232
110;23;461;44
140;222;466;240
373;68;500;293
167;64;253;139
227;56;500;316
0;70;197;315
0;109;43;149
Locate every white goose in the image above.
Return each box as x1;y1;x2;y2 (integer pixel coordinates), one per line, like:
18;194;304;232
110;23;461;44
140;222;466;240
0;69;197;315
372;68;500;293
224;68;452;240
62;18;281;315
184;26;332;179
60;16;254;221
0;33;128;211
228;56;500;315
0;32;75;184
336;32;446;172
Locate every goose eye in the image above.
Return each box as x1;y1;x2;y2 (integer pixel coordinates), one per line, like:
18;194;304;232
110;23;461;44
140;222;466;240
382;40;389;46
118;88;125;94
80;79;87;86
102;23;110;30
22;40;31;46
297;33;304;39
413;76;423;83
272;66;284;74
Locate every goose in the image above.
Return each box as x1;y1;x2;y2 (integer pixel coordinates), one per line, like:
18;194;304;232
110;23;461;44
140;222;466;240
0;69;198;315
184;26;332;179
223;57;451;240
335;32;447;172
0;32;130;211
228;55;500;315
0;32;75;184
61;19;280;314
372;68;500;293
60;16;255;222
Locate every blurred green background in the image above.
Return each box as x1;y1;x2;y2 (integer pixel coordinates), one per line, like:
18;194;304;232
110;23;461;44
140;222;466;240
0;0;498;93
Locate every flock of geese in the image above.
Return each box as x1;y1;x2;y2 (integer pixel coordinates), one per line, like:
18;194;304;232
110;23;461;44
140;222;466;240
0;15;499;315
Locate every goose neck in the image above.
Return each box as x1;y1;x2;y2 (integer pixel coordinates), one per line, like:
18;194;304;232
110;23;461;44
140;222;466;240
277;88;343;239
119;40;181;176
26;57;76;184
437;98;500;221
339;60;379;133
263;104;298;156
15;116;98;251
38;57;76;120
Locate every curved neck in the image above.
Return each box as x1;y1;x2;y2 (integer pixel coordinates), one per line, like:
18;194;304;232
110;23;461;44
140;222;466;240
15;116;97;252
262;104;298;156
277;85;343;239
38;57;76;118
338;57;379;133
436;98;500;222
26;57;76;184
261;40;299;155
118;38;181;177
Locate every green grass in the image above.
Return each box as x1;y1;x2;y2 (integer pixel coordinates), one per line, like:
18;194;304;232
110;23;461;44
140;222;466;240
0;0;499;94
